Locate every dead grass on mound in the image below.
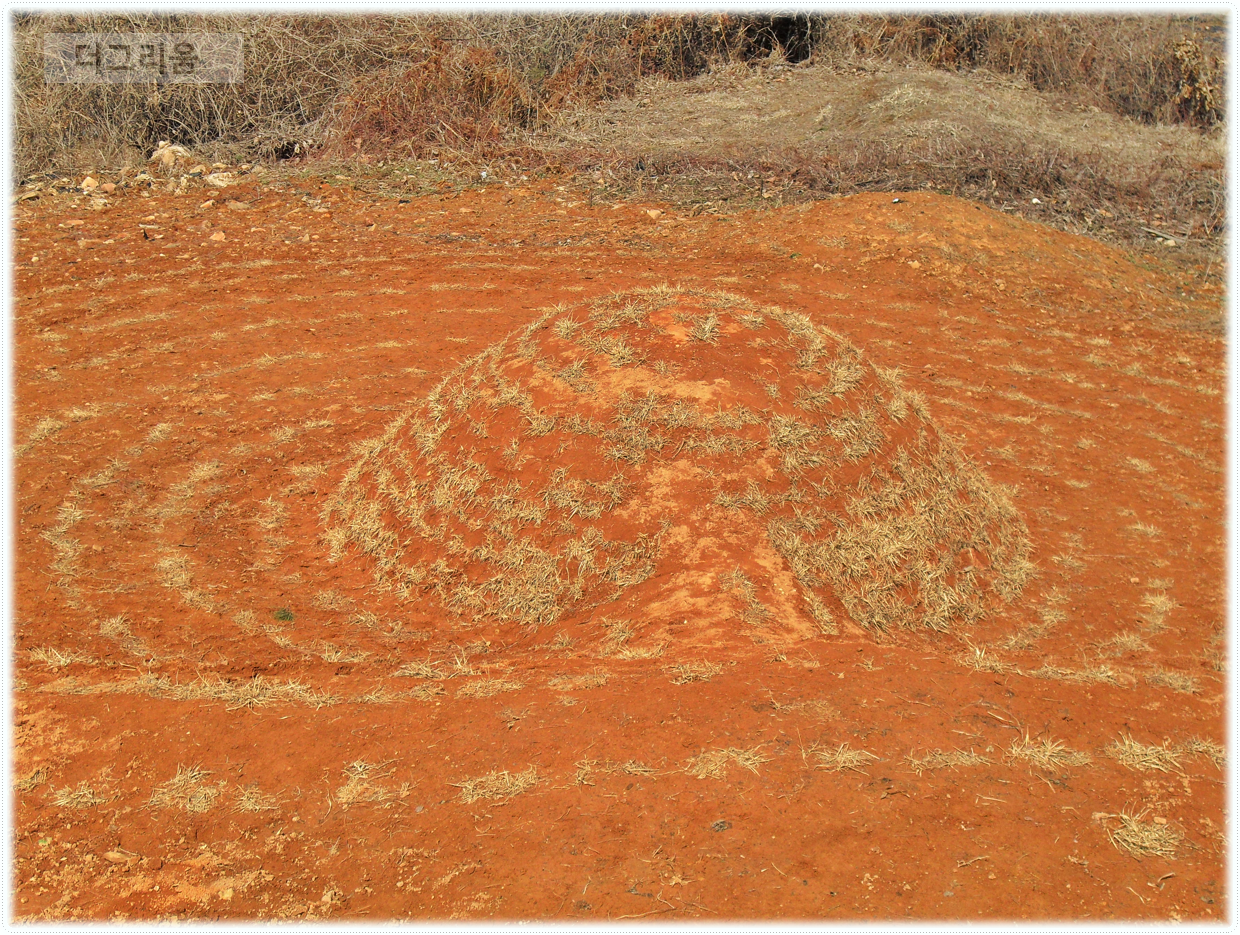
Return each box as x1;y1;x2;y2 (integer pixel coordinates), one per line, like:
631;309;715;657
1107;735;1183;773
453;766;540;803
684;745;770;780
812;743;878;774
326;287;1031;638
1006;734;1092;771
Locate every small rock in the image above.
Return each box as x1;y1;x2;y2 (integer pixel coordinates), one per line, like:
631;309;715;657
150;141;191;170
1031;198;1042;205
209;232;226;242
892;197;901;203
99;182;116;195
103;851;130;863
81;176;98;192
199;199;216;210
220;887;234;901
204;172;235;189
646;209;663;220
1153;816;1168;825
190;164;209;175
226;200;249;211
710;819;731;832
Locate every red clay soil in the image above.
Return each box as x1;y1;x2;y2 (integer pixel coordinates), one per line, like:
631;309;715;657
12;174;1226;921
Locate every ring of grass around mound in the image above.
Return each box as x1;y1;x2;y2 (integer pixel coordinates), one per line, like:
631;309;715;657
324;285;1032;637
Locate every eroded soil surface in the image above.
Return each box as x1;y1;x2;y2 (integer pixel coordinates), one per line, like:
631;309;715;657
13;172;1226;921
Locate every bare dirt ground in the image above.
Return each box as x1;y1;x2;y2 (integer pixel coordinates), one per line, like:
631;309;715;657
13;161;1226;921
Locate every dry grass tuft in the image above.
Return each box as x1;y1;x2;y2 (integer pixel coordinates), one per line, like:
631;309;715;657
149;765;223;813
668;660;723;684
1030;663;1126;686
1107;735;1183;773
812;743;878;774
166;674;339;710
27;646;92;669
53;781;108;809
1176;737;1224;768
602;759;657;776
233;783;280;813
15;767;50;793
956;640;1013;673
548;669;609;691
410;683;446;701
1102;808;1184;859
456;677;524;698
336;760;410;808
684;745;770;780
453;765;539;803
574;758;598;785
1145;667;1199;694
906;749;990;775
1006;734;1091;770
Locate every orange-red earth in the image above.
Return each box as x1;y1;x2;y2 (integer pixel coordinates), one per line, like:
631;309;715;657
13;175;1226;921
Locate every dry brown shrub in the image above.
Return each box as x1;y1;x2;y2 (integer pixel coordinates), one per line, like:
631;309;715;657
12;12;1219;181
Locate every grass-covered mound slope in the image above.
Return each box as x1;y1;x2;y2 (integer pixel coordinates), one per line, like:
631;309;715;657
324;287;1032;638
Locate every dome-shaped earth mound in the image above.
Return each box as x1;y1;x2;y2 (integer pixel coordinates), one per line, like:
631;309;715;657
324;286;1031;645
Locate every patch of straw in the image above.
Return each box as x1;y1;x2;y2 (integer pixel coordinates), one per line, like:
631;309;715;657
812;743;878;774
667;660;722;684
1006;733;1092;770
1102;808;1183;859
53;781;108;809
453;765;539;803
906;749;991;775
1106;735;1182;773
684;745;770;780
456;677;524;698
149;765;222;813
